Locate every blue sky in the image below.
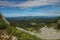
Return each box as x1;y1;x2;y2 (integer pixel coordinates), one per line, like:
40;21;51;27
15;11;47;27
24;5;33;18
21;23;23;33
0;0;60;17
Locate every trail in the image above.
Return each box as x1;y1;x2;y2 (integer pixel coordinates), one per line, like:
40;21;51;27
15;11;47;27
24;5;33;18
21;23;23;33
16;26;60;39
16;27;41;38
39;26;60;39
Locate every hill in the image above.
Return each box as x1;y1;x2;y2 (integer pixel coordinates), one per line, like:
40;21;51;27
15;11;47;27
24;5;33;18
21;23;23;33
0;13;43;40
0;13;60;40
0;13;17;40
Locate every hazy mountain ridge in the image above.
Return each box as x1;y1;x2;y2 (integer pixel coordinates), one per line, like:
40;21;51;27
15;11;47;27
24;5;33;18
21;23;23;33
6;16;59;22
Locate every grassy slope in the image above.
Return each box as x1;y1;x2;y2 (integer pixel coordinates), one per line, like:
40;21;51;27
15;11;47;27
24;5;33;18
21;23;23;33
0;18;43;40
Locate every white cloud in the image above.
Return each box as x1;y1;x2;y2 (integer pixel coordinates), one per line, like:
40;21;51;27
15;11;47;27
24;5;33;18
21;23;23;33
0;1;17;7
18;0;60;8
0;0;60;8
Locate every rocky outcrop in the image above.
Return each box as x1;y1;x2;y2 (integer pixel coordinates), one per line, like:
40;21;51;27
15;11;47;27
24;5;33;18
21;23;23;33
0;30;17;40
0;13;17;40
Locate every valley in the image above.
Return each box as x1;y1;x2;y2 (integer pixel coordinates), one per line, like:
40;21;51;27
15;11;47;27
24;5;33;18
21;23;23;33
0;13;60;40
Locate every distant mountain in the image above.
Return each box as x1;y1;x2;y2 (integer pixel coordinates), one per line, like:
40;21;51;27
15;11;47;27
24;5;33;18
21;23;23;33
6;16;59;22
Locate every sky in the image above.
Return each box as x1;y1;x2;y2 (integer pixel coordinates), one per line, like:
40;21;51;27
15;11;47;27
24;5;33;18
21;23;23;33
0;0;60;17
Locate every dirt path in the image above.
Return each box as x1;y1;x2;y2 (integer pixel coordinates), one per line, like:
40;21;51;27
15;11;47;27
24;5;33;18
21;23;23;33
39;26;60;39
16;26;60;39
16;27;41;38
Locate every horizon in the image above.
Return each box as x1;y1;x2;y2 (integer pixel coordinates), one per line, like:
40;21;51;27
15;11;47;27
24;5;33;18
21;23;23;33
6;16;59;18
0;0;60;17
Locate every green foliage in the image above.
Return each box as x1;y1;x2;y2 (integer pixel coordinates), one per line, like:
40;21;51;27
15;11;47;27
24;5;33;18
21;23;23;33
16;30;42;40
6;25;16;35
0;18;8;29
6;25;43;40
0;19;5;26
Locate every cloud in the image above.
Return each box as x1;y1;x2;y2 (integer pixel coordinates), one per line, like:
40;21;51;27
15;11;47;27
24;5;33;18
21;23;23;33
0;1;17;7
0;0;60;8
19;0;60;8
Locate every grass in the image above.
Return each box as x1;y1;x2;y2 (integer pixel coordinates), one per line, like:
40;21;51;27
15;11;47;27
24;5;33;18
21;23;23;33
0;18;43;40
6;25;43;40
